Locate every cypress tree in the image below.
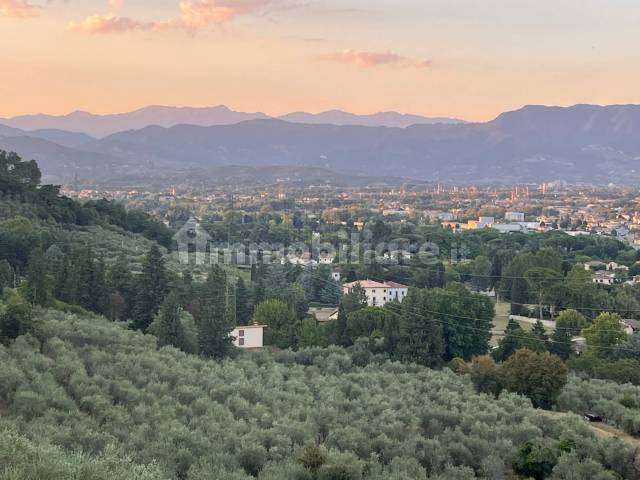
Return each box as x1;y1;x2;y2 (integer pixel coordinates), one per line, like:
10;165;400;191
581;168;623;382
199;265;234;358
156;292;186;350
131;245;168;331
235;277;252;326
25;247;50;306
0;259;15;292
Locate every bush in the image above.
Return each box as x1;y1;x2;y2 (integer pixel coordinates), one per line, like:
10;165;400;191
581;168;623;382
237;446;267;477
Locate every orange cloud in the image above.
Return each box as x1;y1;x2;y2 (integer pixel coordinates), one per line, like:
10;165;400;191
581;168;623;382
320;49;431;69
70;0;278;34
68;14;154;34
0;0;39;18
178;0;272;28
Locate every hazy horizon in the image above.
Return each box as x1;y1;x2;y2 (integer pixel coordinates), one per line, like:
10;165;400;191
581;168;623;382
4;101;640;124
3;0;640;121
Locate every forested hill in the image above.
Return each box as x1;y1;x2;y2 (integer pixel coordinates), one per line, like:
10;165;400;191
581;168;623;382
1;309;638;480
0;150;172;248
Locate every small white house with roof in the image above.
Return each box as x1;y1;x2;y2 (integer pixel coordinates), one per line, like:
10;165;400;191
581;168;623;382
231;324;266;349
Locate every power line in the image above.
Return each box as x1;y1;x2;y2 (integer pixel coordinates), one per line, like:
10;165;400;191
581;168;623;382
334;271;639;334
293;269;638;342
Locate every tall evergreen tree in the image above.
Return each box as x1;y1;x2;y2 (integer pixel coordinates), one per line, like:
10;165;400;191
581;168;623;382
25;247;51;306
493;319;546;362
341;283;368;315
319;278;341;306
131;245;168;331
235;277;252;326
155;292;186;350
395;289;445;367
331;303;351;347
0;259;15;292
531;320;549;344
106;254;134;321
199;265;234;358
88;256;109;314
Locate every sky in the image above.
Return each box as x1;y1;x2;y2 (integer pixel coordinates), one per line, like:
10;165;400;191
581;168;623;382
1;0;640;121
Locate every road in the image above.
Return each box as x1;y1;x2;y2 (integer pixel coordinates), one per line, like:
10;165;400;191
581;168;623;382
540;410;640;448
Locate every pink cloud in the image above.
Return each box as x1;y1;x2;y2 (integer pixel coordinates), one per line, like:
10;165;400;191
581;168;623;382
414;58;433;68
70;0;279;34
178;0;273;28
0;0;39;18
320;49;431;69
68;14;154;34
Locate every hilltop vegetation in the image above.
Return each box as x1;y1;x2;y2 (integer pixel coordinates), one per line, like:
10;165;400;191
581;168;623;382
1;310;639;480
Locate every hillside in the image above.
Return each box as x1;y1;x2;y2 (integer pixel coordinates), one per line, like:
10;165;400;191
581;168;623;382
1;310;637;480
3;104;640;184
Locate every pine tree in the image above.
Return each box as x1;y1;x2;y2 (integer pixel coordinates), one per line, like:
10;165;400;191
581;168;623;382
332;303;351;347
319;278;341;306
131;245;168;331
235;277;252;326
88;256;109;314
156;292;186;350
0;259;15;292
341;283;367;314
25;247;51;306
199;265;234;358
106;254;134;320
531;320;548;344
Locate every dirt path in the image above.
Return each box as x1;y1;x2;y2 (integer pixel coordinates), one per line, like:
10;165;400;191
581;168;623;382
540;410;640;448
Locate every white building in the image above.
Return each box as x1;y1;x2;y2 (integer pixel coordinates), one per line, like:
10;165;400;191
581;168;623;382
386;281;409;303
231;325;266;349
331;267;341;282
492;223;527;234
592;271;615;286
342;280;408;307
478;216;495;228
505;212;525;222
318;252;335;265
606;262;629;271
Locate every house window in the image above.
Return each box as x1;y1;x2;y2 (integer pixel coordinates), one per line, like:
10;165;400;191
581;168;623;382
239;338;245;346
238;330;245;337
372;297;376;305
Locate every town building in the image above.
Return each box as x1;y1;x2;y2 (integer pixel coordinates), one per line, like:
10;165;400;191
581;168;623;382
505;212;525;222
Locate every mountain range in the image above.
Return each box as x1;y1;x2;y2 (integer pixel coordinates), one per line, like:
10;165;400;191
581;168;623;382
0;105;463;138
2;104;640;185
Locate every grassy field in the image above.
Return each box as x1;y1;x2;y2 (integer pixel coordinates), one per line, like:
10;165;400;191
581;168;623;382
491;301;536;346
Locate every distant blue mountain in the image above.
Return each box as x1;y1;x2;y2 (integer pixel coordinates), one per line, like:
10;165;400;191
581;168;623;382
0;105;463;138
3;104;640;184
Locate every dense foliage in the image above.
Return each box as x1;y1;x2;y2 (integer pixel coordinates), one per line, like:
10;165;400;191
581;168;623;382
1;310;638;480
557;376;640;436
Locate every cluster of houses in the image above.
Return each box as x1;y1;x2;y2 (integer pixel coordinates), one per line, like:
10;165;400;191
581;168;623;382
583;261;639;286
233;278;409;349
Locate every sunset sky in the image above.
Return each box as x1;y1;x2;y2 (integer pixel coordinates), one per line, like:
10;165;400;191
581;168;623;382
2;0;639;121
